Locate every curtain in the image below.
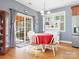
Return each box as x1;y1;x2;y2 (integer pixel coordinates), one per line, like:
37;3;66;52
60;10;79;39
9;9;17;48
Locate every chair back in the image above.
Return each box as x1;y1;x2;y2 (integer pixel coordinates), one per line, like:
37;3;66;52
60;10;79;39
27;31;35;44
52;29;60;44
27;31;40;45
45;29;60;44
44;31;53;34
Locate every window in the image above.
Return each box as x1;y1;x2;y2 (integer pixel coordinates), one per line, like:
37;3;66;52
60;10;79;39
43;11;66;32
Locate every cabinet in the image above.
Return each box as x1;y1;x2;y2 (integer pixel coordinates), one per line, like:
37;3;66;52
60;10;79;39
72;35;79;47
72;6;79;34
0;10;9;54
72;5;79;16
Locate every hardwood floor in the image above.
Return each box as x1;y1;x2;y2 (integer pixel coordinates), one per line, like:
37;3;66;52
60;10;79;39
0;43;79;59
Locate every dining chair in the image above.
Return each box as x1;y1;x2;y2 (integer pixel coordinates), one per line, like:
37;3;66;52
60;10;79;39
47;29;60;51
44;31;53;34
52;29;60;51
27;31;35;44
44;29;60;56
27;31;42;56
45;37;56;56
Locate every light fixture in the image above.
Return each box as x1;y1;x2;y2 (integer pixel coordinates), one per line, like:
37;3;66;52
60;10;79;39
24;10;28;13
47;11;51;14
40;0;51;16
40;10;44;15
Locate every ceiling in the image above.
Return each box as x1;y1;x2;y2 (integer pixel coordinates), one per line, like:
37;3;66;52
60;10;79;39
16;0;79;12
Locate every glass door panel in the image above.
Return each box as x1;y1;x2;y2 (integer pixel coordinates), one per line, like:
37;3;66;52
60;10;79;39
26;17;32;41
15;13;33;43
16;16;24;43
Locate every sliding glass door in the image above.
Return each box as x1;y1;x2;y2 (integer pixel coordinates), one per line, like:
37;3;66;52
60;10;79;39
15;13;33;43
25;17;33;41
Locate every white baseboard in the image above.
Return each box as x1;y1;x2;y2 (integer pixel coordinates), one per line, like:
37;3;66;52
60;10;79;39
59;40;72;44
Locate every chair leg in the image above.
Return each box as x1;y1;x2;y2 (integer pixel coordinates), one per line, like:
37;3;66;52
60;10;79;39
42;49;45;52
52;47;56;56
55;45;58;51
42;45;45;52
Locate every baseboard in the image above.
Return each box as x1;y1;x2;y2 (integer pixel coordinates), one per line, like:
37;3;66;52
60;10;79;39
59;40;72;44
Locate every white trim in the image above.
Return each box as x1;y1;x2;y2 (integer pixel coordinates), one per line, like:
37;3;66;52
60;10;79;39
24;16;26;42
15;13;33;43
59;40;72;44
60;11;66;32
14;16;16;42
43;11;66;32
30;16;33;31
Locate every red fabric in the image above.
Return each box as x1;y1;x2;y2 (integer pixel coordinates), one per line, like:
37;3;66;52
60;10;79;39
35;33;53;44
31;35;37;44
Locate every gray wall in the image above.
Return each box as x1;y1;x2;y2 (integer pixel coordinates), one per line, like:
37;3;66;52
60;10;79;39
51;6;72;41
0;0;39;32
0;0;39;47
37;13;43;33
38;6;72;41
0;0;72;42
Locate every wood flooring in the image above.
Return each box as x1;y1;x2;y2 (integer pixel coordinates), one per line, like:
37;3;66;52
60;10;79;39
0;43;79;59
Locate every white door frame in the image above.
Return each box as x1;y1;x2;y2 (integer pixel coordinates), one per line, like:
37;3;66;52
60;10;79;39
14;13;33;43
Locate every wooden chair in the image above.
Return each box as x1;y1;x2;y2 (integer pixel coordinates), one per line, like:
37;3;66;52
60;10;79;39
27;31;42;56
52;29;60;51
27;31;35;44
44;30;60;56
45;37;56;56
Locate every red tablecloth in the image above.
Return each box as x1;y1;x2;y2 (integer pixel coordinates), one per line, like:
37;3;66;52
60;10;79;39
34;33;53;44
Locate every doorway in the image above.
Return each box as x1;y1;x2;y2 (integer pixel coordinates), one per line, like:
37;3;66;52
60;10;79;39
15;13;33;46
